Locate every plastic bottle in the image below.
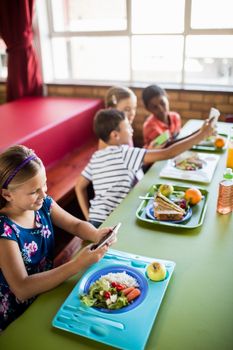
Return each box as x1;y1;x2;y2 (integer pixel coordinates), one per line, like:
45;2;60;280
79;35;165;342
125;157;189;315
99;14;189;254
226;127;233;168
217;168;233;214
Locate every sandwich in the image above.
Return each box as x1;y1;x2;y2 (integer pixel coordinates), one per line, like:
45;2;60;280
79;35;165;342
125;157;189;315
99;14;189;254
154;192;185;221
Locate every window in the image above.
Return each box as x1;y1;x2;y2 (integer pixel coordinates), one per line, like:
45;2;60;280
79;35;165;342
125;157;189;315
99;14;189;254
185;35;233;85
191;0;233;29
16;0;233;88
0;39;7;80
51;36;130;80
51;0;127;32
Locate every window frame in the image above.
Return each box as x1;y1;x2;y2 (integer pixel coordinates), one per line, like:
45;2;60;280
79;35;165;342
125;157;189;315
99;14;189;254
2;0;229;91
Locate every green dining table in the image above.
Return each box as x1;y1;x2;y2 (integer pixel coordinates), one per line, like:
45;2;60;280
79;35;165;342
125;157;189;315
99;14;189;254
1;121;233;350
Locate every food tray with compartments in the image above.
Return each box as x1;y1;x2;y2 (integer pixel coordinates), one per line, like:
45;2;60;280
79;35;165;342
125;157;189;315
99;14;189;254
52;249;175;350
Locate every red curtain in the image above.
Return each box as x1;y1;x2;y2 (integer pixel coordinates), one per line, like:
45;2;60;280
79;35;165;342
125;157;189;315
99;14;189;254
0;0;43;101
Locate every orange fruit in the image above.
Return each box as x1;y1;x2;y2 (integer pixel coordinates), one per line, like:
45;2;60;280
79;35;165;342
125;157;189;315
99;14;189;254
214;136;225;149
184;188;202;205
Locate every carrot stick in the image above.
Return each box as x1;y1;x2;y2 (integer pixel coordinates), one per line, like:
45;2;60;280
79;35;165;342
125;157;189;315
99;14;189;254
122;287;135;296
126;288;141;302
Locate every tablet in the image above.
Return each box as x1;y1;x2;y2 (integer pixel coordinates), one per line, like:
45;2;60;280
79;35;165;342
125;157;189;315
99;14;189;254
152;130;170;146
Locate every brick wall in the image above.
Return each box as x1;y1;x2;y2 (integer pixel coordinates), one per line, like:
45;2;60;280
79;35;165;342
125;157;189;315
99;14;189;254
1;82;233;146
47;84;233;146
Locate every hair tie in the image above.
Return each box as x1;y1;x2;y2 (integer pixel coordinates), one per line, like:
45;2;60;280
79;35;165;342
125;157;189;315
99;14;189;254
111;95;117;105
2;155;37;189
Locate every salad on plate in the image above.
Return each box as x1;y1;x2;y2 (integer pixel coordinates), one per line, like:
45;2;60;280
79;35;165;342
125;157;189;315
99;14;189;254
80;272;141;310
174;152;204;171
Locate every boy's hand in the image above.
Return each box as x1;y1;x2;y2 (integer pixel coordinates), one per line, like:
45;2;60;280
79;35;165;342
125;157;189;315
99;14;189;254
201;118;215;138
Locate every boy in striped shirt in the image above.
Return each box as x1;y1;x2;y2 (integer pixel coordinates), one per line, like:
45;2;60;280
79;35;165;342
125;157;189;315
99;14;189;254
76;109;214;228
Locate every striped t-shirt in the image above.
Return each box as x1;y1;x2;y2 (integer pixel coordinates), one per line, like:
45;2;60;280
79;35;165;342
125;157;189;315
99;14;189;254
82;145;146;223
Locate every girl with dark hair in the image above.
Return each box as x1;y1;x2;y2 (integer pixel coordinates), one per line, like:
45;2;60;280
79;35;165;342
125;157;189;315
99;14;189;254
142;84;181;148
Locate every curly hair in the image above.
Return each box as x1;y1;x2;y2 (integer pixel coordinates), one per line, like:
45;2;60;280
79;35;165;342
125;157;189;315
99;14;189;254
142;85;167;108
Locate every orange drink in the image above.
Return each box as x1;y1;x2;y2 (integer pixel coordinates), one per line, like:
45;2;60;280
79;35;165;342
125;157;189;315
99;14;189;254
226;145;233;168
226;127;233;169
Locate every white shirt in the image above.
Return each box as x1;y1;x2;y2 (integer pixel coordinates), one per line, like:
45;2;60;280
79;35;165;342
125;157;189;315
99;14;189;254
82;145;146;223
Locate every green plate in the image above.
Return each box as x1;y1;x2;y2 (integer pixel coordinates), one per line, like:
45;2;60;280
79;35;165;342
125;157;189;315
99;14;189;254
136;184;209;229
191;133;228;152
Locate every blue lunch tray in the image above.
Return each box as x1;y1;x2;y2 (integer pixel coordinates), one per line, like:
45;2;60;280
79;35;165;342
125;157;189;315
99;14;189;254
52;249;175;350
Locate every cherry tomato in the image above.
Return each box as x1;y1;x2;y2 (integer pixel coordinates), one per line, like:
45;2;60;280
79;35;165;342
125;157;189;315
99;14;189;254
103;291;111;299
116;284;125;291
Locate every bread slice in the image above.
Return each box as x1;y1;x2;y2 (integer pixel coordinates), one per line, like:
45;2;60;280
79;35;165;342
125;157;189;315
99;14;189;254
153;192;185;221
154;210;184;221
154;192;185;214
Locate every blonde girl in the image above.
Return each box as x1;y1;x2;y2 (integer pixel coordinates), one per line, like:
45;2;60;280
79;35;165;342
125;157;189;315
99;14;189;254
0;145;113;331
105;86;137;125
98;86;137;149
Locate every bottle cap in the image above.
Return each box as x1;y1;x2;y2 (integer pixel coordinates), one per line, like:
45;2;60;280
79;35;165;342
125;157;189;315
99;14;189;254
224;168;233;179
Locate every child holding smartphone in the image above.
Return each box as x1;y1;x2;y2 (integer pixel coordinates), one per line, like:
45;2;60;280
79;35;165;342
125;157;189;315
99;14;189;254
0;145;113;331
76;109;214;228
142;84;181;148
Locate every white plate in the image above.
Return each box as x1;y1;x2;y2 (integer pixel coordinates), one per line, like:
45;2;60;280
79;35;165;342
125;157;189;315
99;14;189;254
160;151;220;184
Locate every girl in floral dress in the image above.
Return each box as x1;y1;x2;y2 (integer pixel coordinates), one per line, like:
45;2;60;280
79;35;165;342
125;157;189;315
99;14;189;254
0;145;113;331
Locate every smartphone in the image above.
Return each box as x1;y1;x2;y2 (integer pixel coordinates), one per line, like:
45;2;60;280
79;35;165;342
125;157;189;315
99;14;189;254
90;223;122;250
151;130;170;146
208;107;220;127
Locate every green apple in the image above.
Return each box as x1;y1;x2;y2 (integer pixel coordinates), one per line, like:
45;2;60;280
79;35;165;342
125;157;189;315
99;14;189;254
158;184;174;197
147;262;167;281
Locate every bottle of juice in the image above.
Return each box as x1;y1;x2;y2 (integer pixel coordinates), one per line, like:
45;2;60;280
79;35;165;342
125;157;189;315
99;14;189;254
226;127;233;168
217;168;233;214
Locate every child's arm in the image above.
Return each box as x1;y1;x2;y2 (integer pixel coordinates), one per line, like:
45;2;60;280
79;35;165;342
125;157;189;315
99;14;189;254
143;119;214;164
162;129;199;148
50;200;109;243
0;238;109;301
75;175;91;220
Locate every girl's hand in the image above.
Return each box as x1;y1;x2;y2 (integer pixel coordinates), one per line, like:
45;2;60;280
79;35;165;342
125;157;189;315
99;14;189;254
92;226;115;243
98;226;118;245
73;244;109;271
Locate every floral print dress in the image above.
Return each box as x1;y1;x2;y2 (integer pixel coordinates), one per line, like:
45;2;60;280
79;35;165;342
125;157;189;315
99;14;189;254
0;196;54;331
